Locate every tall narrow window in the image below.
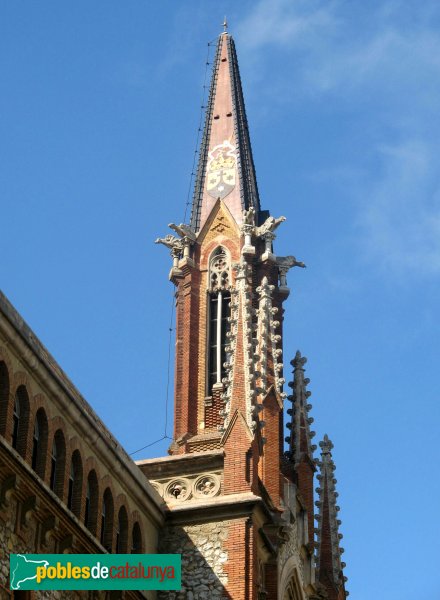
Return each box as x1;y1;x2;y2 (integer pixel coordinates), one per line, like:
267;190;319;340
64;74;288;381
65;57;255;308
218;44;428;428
85;480;91;527
131;522;142;553
115;517;120;554
100;500;106;546
85;470;98;535
101;488;114;552
67;450;83;518
116;507;128;553
67;460;75;510
49;430;66;498
31;409;48;478
207;247;231;393
31;419;40;470
50;439;57;491
0;361;10;437
12;386;30;458
208;292;231;390
12;396;20;450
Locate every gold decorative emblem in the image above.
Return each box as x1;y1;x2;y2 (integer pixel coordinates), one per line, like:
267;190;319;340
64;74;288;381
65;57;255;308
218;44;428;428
206;140;236;200
212;214;231;234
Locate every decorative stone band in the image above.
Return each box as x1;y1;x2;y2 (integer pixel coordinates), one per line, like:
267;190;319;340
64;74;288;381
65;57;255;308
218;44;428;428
219;288;239;431
255;276;286;406
219;258;258;434
234;258;259;433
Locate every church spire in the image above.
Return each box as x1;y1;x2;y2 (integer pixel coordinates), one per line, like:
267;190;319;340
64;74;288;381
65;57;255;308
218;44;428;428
190;31;261;232
315;435;348;599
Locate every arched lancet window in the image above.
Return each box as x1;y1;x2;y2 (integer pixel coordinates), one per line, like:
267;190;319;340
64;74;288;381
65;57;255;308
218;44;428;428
12;396;20;450
207;247;231;393
101;488;114;552
12;386;30;458
49;439;57;490
32;419;39;470
131;522;142;554
85;470;99;535
0;361;10;437
85;480;91;526
31;409;48;477
257;561;266;598
283;571;303;600
100;497;106;545
49;429;66;498
67;460;74;509
116;506;128;553
67;451;83;517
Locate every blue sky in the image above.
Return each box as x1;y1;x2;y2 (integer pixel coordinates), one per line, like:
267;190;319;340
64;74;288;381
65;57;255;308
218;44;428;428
1;1;439;598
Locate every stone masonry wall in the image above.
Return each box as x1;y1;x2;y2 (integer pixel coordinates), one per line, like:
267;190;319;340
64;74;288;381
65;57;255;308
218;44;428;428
158;521;230;600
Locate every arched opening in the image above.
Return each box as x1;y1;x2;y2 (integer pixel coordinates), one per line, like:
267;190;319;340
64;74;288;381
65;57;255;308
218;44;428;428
116;506;128;553
49;429;66;499
31;408;48;478
0;361;10;437
281;568;304;600
12;396;20;449
12;386;30;458
67;450;83;518
131;522;143;554
85;470;99;535
101;488;114;552
32;417;39;469
207;246;231;394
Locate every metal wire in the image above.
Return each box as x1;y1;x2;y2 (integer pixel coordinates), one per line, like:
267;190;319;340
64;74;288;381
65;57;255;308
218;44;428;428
130;37;218;457
129;290;175;457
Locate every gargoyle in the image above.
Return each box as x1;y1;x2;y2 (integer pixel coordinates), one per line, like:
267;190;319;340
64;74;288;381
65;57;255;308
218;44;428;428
154;234;183;250
168;223;196;241
277;255;306;269
255;215;286;237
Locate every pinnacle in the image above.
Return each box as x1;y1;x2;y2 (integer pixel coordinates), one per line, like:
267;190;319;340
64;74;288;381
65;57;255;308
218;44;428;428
315;436;348;597
285;350;316;466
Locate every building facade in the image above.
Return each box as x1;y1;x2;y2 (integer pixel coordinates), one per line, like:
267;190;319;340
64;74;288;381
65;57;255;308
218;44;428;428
0;29;348;600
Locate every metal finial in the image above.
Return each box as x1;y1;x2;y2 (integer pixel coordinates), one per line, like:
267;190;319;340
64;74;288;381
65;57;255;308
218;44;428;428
223;16;228;33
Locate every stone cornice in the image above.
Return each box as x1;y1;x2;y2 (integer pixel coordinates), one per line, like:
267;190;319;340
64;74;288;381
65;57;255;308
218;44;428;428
163;491;276;525
136;450;224;479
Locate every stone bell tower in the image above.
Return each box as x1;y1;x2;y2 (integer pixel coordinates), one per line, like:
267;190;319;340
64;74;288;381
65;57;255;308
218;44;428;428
138;25;349;600
154;27;306;504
